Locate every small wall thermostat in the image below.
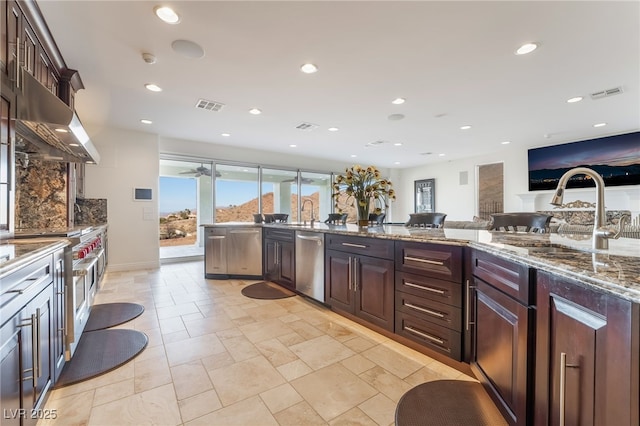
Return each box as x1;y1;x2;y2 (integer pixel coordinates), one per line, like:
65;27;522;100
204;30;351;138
133;188;153;201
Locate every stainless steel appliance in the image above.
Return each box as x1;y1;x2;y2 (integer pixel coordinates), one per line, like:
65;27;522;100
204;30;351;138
14;226;106;359
205;226;262;278
295;231;325;302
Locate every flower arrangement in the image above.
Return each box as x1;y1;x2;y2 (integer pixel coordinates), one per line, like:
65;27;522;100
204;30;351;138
332;165;396;224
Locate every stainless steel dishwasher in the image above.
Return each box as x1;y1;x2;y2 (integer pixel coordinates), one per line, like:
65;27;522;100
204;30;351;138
205;226;262;278
228;227;262;277
295;231;325;302
205;227;227;277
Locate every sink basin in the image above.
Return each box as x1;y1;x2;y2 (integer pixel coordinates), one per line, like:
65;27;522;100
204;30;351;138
524;245;584;254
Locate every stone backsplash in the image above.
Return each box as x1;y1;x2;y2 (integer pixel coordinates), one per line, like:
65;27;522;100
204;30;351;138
75;198;107;226
15;158;68;229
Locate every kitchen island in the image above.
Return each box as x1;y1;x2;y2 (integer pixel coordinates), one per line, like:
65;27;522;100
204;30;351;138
254;222;639;426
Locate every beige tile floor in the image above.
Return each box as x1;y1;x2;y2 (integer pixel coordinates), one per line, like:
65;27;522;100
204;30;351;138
38;261;476;426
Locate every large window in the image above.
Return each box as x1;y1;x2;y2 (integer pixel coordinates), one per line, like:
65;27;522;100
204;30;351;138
161;156;337;227
261;168;297;221
215;164;259;223
300;171;331;223
158;158;213;260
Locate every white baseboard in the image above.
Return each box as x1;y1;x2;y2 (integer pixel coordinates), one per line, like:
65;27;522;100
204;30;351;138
105;260;161;272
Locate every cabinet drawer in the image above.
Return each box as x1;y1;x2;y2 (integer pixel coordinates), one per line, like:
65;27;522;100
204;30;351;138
264;227;295;241
396;311;462;360
1;254;53;320
396;291;462;331
326;234;394;260
395;271;462;308
472;249;532;304
395;241;462;282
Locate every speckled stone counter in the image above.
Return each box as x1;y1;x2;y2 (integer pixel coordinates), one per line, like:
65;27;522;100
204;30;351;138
262;222;640;303
0;238;70;280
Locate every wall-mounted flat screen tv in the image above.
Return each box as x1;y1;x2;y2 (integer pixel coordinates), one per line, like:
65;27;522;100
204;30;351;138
528;131;640;191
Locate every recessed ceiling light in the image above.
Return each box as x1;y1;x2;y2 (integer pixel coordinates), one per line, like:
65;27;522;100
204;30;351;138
391;98;405;105
438;153;446;157
394;161;401;165
593;122;607;128
501;141;511;145
145;83;162;92
249;108;262;115
300;63;318;74
515;42;538;55
221;133;230;137
328;127;339;132
154;6;180;24
289;144;297;148
567;96;583;103
140;119;153;124
350;154;357;158
54;128;68;133
460;125;471;130
393;142;403;146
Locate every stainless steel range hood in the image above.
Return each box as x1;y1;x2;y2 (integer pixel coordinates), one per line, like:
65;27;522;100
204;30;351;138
15;70;100;164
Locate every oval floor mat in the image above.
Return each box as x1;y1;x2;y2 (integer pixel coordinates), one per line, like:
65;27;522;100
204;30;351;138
54;329;148;388
241;281;296;299
396;380;507;426
84;302;145;331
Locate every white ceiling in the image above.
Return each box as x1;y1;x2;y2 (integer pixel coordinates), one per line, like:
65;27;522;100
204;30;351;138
37;1;640;169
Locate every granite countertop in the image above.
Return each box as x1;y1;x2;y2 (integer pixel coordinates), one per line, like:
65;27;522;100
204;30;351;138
263;222;640;303
0;238;70;280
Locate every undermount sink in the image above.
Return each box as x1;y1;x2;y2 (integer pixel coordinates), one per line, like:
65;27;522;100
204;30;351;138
524;245;585;254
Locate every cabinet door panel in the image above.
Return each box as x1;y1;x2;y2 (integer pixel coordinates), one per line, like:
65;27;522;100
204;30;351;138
325;250;352;312
279;241;295;288
355;256;394;331
263;239;277;281
0;315;22;426
548;296;598;426
535;271;638;426
473;278;530;425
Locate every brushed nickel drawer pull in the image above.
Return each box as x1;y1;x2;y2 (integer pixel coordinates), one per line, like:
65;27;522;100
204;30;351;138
341;242;367;248
5;266;50;295
404;302;445;318
405;326;444;345
208;235;225;240
404;256;444;266
404;281;446;294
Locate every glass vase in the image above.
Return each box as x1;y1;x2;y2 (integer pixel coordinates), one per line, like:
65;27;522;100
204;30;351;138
356;198;370;227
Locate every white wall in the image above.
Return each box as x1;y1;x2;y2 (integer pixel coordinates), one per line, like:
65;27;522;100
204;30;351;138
389;144;640;222
84;125;160;271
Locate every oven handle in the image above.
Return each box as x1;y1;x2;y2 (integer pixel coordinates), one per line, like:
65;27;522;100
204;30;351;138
74;257;98;276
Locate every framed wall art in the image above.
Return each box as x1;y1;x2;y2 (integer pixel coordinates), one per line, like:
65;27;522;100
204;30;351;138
414;178;435;213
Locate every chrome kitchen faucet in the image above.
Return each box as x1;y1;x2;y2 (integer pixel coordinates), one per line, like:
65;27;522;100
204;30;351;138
550;167;628;250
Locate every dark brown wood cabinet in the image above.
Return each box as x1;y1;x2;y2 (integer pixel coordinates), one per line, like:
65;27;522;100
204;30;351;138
263;228;295;289
470;249;533;426
394;242;464;360
535;271;639;426
325;235;395;331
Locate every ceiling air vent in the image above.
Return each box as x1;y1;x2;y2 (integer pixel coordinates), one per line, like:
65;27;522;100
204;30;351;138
195;99;225;111
365;140;388;147
295;122;319;131
590;86;623;100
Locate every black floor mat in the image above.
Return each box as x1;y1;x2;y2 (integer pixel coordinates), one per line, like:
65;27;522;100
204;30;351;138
241;281;296;299
54;329;148;388
395;380;507;426
84;302;145;332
